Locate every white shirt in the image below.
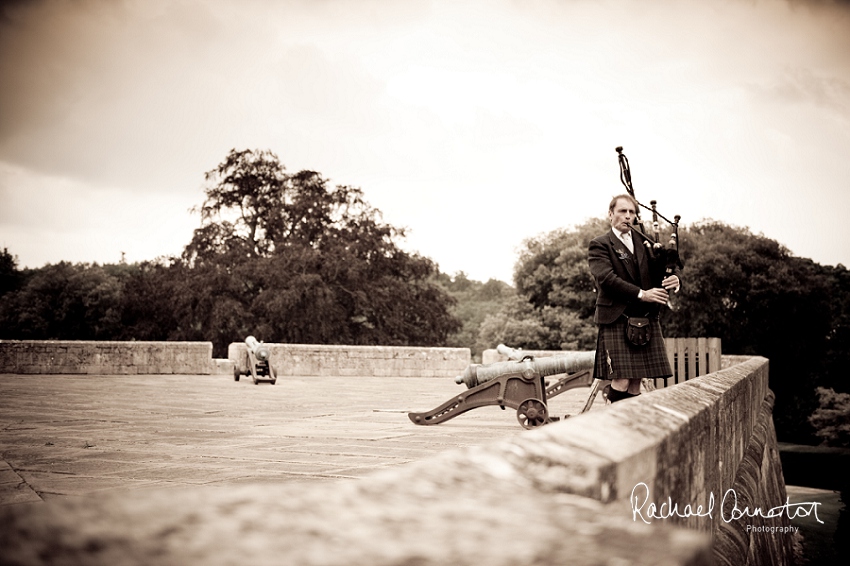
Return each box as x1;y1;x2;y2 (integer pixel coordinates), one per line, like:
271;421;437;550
613;228;634;253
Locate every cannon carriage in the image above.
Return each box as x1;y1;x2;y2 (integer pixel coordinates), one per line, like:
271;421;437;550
233;336;277;385
408;345;598;429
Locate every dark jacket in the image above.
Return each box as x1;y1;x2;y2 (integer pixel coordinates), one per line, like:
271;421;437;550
588;228;666;325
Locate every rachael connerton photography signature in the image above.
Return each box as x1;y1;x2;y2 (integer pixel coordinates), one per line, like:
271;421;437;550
630;482;823;525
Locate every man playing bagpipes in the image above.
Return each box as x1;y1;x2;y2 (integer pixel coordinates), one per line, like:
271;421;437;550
587;148;683;402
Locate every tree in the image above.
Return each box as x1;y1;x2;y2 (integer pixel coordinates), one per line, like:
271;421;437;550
821;263;850;395
810;387;850;448
513;217;608;319
479;217;607;352
437;272;516;361
188;148;287;260
661;221;834;443
0;262;124;340
478;296;554;351
662;222;832;356
0;248;22;298
116;260;188;342
186;150;400;262
175;149;460;356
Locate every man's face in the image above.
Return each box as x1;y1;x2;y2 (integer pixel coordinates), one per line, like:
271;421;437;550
609;198;636;234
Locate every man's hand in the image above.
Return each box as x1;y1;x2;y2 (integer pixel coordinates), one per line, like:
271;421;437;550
661;275;680;292
639;288;669;304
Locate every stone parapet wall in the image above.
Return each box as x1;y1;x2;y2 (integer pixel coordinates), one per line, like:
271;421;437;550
0;340;214;375
228;342;471;378
0;341;471;378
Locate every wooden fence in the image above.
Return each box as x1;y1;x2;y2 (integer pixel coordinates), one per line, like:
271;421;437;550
654;337;722;388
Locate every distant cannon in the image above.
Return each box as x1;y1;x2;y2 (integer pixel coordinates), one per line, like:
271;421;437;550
496;343;526;361
455;347;596;389
408;345;596;429
233;336;277;385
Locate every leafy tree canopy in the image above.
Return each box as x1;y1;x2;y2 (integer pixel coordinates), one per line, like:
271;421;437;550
480;217;607;352
810;387;850;448
173;149;459;355
436;272;515;361
0;261;125;340
0;248;22;298
185;149;400;263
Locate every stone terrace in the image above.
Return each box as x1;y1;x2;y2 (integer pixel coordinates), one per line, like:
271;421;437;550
0;372;595;504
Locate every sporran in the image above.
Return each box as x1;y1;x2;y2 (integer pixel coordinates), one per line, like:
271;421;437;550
625;316;651;347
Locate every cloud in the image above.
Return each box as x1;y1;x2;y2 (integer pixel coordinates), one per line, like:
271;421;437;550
1;0;850;279
0;0;421;193
757;67;850;120
0;0;231;188
0;160;197;267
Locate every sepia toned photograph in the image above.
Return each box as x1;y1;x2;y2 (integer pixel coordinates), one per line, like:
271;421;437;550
1;1;848;564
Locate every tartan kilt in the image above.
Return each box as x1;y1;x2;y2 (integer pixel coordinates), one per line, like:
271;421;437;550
593;316;672;380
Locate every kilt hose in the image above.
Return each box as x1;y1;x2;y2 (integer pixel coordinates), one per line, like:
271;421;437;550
593;316;672;380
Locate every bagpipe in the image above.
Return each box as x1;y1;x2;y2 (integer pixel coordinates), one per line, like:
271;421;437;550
615;146;684;287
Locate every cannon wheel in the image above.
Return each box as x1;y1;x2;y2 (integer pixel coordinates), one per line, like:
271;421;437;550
516;398;548;429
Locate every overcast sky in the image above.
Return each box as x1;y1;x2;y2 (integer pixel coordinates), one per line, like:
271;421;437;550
1;0;849;283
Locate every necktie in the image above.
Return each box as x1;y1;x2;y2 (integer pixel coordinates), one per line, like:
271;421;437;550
621;231;634;254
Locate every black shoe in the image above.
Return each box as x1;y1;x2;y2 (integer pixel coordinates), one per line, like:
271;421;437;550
607;388;640;403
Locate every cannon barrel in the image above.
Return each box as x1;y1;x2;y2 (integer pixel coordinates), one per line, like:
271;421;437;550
455;351;595;389
244;335;270;362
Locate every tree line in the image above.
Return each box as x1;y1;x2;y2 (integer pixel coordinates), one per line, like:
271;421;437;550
1;148;848;446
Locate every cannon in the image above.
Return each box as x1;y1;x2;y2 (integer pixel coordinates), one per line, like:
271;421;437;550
233;336;277;385
408;345;596;429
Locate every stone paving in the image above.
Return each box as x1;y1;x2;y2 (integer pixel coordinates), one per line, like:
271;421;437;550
0;373;597;506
